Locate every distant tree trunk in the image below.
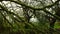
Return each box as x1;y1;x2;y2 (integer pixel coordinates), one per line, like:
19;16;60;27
49;8;60;34
49;17;56;34
45;15;56;34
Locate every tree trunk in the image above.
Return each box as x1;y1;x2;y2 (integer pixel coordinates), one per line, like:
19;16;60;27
49;17;56;34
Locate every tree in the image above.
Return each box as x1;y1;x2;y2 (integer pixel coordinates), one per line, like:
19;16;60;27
0;0;60;34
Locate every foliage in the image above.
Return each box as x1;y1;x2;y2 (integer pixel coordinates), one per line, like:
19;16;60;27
0;0;60;34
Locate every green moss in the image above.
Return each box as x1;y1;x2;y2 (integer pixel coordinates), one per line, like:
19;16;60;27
54;21;60;28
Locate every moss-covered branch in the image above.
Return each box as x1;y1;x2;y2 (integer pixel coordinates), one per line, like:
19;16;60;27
10;0;60;10
0;11;13;28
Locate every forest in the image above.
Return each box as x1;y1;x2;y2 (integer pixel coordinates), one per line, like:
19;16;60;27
0;0;60;34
